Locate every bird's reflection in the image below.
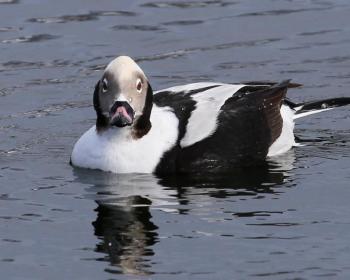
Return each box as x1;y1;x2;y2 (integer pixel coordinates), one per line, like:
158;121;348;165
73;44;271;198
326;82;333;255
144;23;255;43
93;197;157;275
73;150;296;275
74;171;176;275
160;151;296;199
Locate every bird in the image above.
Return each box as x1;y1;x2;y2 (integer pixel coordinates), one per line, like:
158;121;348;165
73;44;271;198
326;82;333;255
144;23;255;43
71;56;350;174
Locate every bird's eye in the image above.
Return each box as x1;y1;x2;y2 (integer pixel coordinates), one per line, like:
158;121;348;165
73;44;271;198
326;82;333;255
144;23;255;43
136;79;142;93
102;78;108;93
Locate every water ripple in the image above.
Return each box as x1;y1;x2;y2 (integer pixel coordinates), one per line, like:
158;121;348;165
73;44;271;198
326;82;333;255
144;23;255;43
27;10;137;24
2;238;21;243
0;194;21;201
238;7;329;17
0;101;90;124
111;24;164;32
136;38;281;62
0;0;19;4
302;56;350;64
233;211;283;217
136;50;189;62
298;29;340;37
0;26;22;32
1;34;60;44
1;258;14;262
141;0;235;8
0;59;81;72
251;271;296;277
162;20;203;26
0;88;10;97
26;78;75;86
1;60;46;70
246;222;301;227
216;59;276;70
18;101;91;118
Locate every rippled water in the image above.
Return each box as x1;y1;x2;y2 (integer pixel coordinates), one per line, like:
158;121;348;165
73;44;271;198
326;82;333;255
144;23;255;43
1;0;350;279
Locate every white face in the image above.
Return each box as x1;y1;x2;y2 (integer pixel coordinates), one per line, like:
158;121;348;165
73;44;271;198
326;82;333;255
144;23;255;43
96;56;150;128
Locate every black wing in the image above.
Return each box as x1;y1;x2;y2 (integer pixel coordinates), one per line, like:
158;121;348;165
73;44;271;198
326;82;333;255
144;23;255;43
155;81;290;174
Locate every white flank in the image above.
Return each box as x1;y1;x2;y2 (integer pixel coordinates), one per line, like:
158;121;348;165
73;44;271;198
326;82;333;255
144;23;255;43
71;105;178;173
267;105;296;157
180;84;245;148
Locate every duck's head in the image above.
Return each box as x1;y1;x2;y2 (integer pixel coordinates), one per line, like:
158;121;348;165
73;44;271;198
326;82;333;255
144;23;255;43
93;56;153;138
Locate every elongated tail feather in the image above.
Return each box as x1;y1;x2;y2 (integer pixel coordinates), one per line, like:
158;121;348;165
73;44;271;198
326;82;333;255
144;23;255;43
291;97;350;119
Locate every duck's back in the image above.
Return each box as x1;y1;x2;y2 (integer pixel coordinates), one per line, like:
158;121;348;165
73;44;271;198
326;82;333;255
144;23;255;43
153;82;289;174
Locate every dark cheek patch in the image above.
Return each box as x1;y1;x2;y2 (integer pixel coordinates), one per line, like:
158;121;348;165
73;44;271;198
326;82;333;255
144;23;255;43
132;82;153;138
93;80;109;131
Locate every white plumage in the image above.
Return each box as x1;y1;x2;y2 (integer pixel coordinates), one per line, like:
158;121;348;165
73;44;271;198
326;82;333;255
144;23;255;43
71;105;178;173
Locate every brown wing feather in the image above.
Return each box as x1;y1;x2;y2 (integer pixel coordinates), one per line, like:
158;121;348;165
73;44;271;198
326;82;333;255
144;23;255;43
223;81;289;145
248;81;288;143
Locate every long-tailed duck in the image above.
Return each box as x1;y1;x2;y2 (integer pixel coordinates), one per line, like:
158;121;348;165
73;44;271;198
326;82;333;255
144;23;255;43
71;56;350;174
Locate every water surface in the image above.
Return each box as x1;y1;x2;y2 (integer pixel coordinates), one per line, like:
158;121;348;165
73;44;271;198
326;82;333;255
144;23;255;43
0;0;350;279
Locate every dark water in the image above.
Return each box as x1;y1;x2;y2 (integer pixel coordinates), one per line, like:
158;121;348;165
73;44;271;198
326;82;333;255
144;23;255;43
1;0;350;279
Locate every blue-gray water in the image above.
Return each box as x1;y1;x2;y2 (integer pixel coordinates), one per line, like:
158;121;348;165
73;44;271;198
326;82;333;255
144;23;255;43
1;0;350;279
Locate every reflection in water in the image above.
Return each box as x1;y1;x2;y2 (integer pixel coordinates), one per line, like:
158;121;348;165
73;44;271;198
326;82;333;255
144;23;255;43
74;171;178;275
73;150;296;275
93;199;157;275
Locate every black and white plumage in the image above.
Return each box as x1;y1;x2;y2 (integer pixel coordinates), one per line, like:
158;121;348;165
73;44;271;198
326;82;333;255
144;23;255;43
71;56;350;174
